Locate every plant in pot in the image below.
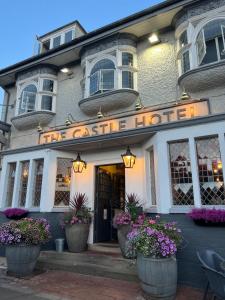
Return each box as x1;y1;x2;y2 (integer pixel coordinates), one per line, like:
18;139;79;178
128;215;182;300
0;218;50;276
113;193;141;259
63;193;91;253
187;208;225;226
2;208;29;220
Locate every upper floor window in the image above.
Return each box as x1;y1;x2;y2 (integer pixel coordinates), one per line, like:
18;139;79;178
196;19;225;66
19;84;37;114
17;77;57;116
90;59;115;95
178;30;191;74
122;52;133;66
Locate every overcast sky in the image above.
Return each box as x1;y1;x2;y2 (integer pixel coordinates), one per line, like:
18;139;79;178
0;0;162;112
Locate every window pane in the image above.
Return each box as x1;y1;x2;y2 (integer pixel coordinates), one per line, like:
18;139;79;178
54;158;72;206
53;36;61;48
218;37;225;60
19;84;37;114
201;39;218;65
122;71;134;89
42;40;50;52
169;141;194;205
101;70;114;90
18;161;30;207
5;163;16;207
196;137;225;205
32;159;44;207
179;31;188;48
90;72;99;95
65;30;74;43
122;53;133;66
41;95;52;111
182;51;190;73
43;79;54;92
91;59;115;75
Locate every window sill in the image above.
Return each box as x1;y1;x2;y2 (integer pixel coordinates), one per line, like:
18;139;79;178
169;206;195;214
52;207;70;212
11;111;55;131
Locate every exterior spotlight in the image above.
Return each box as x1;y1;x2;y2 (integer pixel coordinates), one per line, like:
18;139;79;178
97;107;104;119
60;67;70;73
148;33;160;45
218;160;223;170
37;124;43;133
72;153;87;173
135;97;143;111
121;146;136;168
65;117;72;126
180;91;190;101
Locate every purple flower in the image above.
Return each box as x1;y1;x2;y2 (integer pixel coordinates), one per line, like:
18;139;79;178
187;208;225;223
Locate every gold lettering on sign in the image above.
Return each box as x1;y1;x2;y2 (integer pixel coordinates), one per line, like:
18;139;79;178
119;120;126;131
109;123;117;133
92;126;98;135
163;110;174;122
177;108;187;120
150;114;162;125
99;124;108;134
135;116;146;128
190;106;195;118
73;129;81;138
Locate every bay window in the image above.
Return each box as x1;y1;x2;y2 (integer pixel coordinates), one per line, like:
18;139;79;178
196;19;225;65
19;84;37;114
178;30;191;74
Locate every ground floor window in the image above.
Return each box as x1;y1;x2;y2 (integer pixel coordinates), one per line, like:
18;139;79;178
18;161;30;207
169;140;194;205
196;136;225;205
5;162;16;207
32;159;44;207
54;158;72;207
150;147;157;206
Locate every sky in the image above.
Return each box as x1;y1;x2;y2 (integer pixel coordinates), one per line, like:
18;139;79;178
0;0;162;113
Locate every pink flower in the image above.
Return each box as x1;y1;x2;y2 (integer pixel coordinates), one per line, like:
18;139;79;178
149;219;156;224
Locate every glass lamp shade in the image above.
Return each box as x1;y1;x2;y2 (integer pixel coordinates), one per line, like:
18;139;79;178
121;147;136;168
72;154;87;173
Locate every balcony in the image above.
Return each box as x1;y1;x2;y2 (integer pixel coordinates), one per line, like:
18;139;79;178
79;89;139;116
178;61;225;93
11;111;55;130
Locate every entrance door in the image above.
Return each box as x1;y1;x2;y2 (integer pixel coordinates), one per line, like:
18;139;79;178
94;164;125;243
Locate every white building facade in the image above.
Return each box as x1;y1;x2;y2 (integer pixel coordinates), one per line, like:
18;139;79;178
1;0;225;246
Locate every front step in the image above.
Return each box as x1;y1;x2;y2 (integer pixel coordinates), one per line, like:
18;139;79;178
88;243;121;255
38;251;138;282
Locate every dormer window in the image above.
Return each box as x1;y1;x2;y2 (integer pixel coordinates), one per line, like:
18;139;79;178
16;76;57;116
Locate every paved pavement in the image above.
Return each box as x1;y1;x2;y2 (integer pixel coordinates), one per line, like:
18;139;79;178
0;287;52;300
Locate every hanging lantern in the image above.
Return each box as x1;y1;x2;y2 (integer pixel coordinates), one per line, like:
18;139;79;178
72;153;87;173
121;146;136;168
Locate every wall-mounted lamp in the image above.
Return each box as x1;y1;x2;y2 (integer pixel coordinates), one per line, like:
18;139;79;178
65;113;76;126
121;146;136;168
97;107;104;119
60;67;73;75
148;33;160;45
72;153;87;173
37;123;43;133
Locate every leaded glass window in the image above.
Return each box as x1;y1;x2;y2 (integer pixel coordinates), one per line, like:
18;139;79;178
32;159;44;207
122;71;134;89
18;161;30;207
196;136;225;205
54;158;72;206
6;163;16;207
169;141;194;205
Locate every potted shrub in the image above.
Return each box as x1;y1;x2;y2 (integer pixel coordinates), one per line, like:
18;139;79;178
187;208;225;226
63;193;91;253
128;215;182;299
0;218;50;276
2;208;29;220
113;193;141;258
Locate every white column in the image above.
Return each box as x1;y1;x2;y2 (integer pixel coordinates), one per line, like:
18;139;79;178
0;158;9;208
218;133;225;183
155;138;171;214
25;159;36;209
40;150;57;212
12;162;22;207
189;137;201;207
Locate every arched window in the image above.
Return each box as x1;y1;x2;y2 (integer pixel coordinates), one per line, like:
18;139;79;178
19;84;37;114
90;59;115;95
196;19;225;66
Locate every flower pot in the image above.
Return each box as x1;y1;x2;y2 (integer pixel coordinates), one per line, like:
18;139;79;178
65;223;90;253
137;253;177;300
6;244;40;276
117;224;136;259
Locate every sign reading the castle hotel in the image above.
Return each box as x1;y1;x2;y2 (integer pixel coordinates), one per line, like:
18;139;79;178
40;100;209;144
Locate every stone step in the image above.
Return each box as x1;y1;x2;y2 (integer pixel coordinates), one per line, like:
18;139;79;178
88;243;121;254
38;251;138;282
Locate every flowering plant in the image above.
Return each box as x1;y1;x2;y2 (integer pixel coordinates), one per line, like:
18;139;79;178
187;208;225;225
2;208;29;220
0;218;51;246
125;193;142;222
113;212;132;226
127;215;182;258
62;193;92;226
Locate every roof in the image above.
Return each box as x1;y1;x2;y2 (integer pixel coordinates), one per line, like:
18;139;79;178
38;20;87;40
0;0;198;81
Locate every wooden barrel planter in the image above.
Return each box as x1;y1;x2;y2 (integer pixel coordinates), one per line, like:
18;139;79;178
137;253;177;300
6;244;40;276
117;224;136;259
